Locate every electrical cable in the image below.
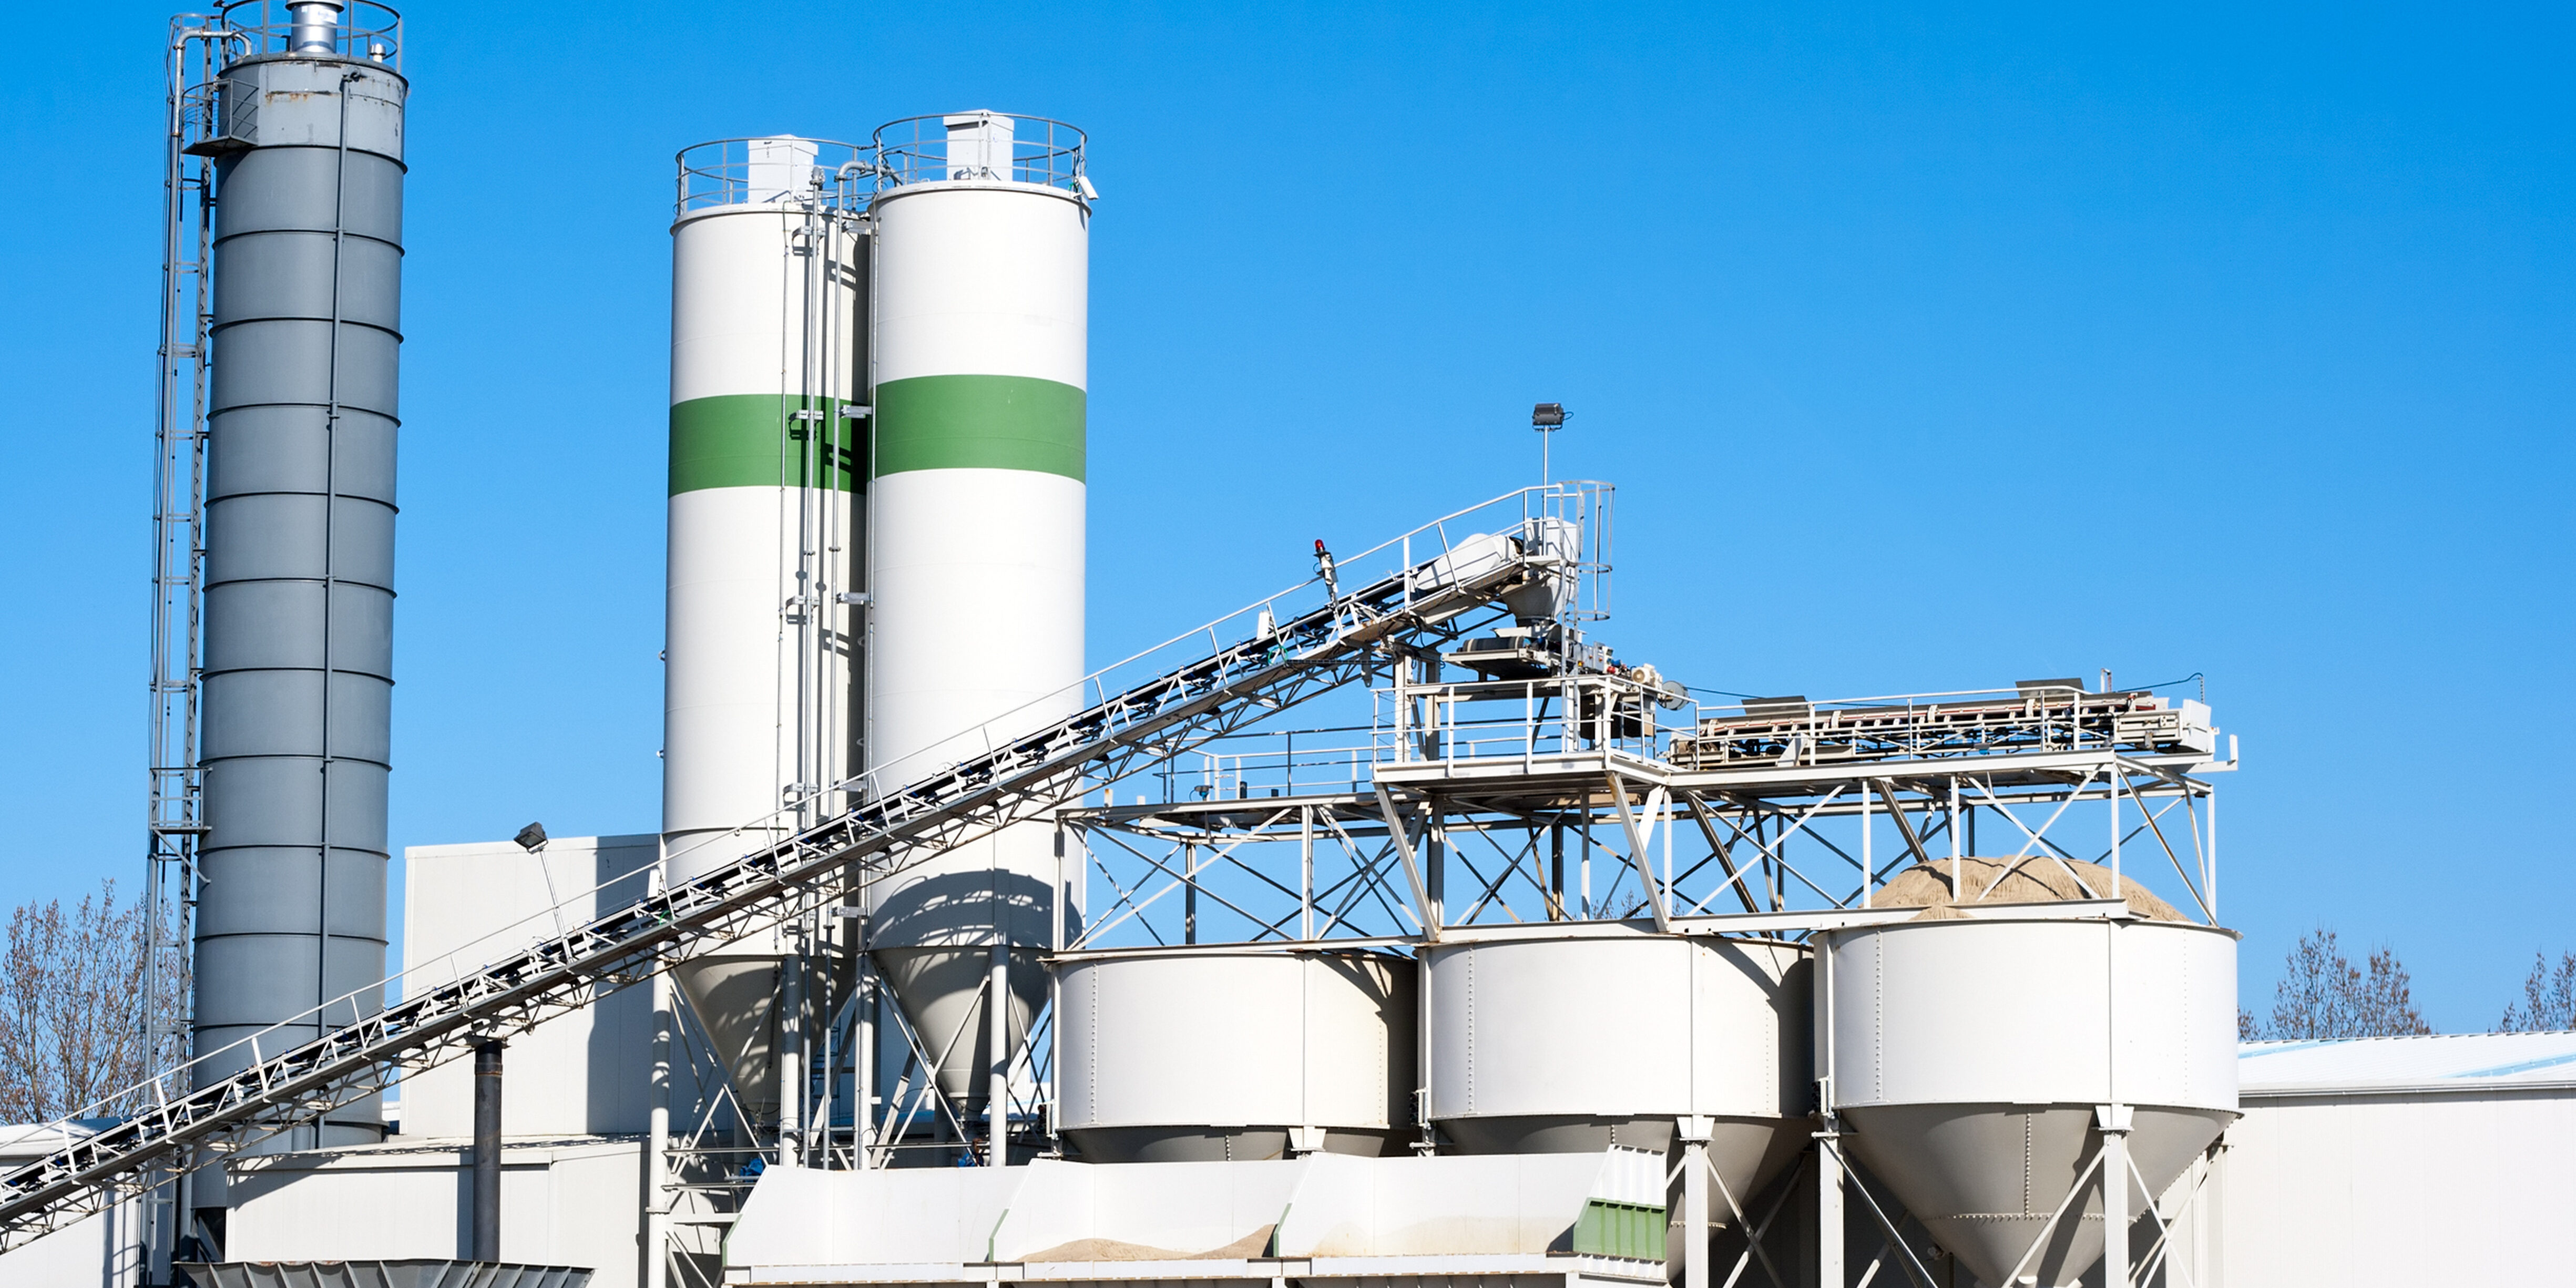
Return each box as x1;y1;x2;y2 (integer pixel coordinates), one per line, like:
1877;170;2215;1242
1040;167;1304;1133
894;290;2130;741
1686;685;1770;701
2128;671;2207;696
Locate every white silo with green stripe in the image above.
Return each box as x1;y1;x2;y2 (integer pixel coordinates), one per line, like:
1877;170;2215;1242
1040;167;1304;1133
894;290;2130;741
862;111;1090;1130
663;137;866;1129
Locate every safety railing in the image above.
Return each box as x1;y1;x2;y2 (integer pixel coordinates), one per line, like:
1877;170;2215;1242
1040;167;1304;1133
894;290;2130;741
1668;685;2217;770
871;112;1088;192
1128;669;1678;804
213;2;402;66
676;137;873;215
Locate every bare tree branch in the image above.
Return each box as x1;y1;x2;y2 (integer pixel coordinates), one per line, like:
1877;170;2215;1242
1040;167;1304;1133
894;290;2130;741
2252;927;2431;1040
0;881;188;1122
2499;952;2576;1033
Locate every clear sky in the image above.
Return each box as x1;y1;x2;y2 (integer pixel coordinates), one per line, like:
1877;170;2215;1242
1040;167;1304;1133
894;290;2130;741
1;2;2567;1033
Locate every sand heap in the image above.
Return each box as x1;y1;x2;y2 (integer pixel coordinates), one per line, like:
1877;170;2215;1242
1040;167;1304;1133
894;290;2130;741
1873;856;2187;922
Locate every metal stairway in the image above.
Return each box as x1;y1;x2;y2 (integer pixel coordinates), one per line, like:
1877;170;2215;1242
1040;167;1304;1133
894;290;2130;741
0;488;1591;1251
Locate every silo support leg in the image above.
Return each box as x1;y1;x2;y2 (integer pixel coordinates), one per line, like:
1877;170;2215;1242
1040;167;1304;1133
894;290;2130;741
1816;1126;1844;1288
2098;1106;2134;1288
1695;1118;1793;1288
1680;1118;1709;1288
1821;1136;1938;1288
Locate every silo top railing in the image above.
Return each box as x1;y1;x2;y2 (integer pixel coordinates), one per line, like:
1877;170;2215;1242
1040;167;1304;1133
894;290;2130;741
212;2;403;67
871;112;1088;195
674;138;872;216
674;116;1090;217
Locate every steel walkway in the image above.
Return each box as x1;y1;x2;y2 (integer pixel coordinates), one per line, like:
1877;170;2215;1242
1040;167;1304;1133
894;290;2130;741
0;490;1583;1251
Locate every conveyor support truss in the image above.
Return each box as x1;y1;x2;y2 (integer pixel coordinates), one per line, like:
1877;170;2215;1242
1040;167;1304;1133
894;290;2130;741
0;497;1569;1251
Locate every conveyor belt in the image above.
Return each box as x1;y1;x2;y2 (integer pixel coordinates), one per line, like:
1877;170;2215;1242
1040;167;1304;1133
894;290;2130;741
1669;689;2213;769
0;503;1566;1251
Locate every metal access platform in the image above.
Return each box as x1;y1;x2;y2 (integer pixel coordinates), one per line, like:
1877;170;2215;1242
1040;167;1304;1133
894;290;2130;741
1059;660;2234;953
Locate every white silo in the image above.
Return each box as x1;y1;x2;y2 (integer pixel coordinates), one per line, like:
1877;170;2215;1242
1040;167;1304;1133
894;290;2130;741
1425;932;1812;1248
862;112;1090;1125
1057;950;1416;1162
663;136;865;1123
1821;863;2237;1288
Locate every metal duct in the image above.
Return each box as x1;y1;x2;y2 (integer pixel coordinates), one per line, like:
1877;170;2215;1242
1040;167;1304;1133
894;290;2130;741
192;33;407;1164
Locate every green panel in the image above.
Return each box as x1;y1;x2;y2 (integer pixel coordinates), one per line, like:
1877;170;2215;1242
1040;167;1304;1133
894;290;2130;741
873;374;1085;481
1572;1199;1668;1261
669;393;858;495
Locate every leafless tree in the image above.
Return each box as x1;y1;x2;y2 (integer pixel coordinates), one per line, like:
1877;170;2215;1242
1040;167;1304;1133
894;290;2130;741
2499;952;2576;1033
2252;927;2431;1040
0;881;188;1123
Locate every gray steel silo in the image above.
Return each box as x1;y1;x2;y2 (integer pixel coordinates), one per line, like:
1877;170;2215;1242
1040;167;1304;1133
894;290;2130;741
191;1;406;1159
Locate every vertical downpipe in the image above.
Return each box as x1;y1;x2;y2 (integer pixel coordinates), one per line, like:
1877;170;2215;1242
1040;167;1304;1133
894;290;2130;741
1681;941;1707;1288
2101;878;2130;1286
472;1040;504;1262
1301;809;1316;939
1415;941;1434;1154
1049;826;1067;1157
1858;789;1873;908
308;63;359;1094
643;875;672;1286
779;949;804;1166
1946;778;1961;901
1579;821;1592;917
2206;786;2220;921
986;944;1009;1164
1814;933;1843;1288
854;937;876;1170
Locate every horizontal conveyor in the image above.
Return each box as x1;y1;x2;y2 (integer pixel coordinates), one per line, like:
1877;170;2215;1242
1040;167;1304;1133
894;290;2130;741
1670;688;2216;770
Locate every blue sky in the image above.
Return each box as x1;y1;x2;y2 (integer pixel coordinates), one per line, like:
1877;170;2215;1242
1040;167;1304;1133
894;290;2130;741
0;2;2567;1032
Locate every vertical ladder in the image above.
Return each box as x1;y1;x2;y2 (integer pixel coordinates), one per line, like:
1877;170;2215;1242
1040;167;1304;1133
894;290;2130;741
143;21;249;1276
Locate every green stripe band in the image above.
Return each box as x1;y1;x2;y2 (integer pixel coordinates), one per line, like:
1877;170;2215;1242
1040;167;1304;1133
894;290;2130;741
669;394;859;495
873;374;1085;481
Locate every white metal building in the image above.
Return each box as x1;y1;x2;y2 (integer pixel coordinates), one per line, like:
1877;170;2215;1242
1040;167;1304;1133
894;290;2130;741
0;1125;148;1287
401;835;673;1139
223;1138;641;1276
2204;1031;2576;1286
208;834;710;1286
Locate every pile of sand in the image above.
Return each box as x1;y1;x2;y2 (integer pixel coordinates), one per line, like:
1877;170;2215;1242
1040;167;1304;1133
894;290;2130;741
1873;856;2186;922
1018;1226;1279;1263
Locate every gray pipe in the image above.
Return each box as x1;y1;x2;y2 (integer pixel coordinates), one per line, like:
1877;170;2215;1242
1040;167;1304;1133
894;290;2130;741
191;41;407;1188
473;1040;504;1261
287;2;345;56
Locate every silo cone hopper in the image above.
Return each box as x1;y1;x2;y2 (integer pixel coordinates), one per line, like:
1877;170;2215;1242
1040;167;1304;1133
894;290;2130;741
1843;1101;2227;1286
1823;860;2238;1288
874;945;1050;1111
672;949;782;1124
866;840;1060;1115
672;936;846;1130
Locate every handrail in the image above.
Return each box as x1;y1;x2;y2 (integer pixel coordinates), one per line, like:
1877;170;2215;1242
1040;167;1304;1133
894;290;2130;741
212;2;403;66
